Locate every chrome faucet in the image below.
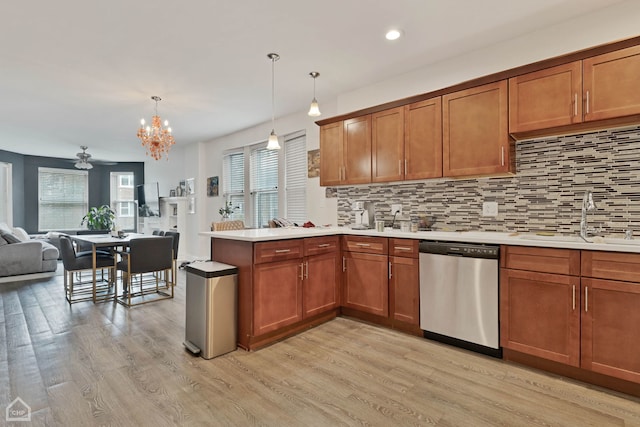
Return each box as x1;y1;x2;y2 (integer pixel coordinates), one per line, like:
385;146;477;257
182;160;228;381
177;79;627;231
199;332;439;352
580;190;600;242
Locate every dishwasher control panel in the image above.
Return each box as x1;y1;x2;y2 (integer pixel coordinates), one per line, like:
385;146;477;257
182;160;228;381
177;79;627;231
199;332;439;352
419;241;499;259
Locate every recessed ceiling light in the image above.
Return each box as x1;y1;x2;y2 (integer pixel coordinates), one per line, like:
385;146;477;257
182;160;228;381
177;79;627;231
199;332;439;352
385;29;402;41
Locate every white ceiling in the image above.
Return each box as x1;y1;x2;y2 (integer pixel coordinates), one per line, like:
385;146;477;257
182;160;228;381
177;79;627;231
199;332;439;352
0;0;627;163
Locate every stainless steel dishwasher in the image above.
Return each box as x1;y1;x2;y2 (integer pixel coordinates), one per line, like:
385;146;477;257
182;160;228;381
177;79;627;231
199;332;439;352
419;241;501;357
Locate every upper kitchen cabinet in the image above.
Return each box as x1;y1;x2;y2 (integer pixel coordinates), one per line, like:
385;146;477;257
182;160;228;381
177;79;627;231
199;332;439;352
404;97;443;180
320;116;371;186
443;81;513;177
319;121;344;186
509;62;583;133
372;107;404;183
583;45;640;122
510;45;640;137
343;116;372;184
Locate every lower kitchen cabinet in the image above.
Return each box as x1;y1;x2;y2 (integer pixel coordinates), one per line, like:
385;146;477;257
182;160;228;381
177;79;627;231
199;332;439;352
502;245;640;388
500;268;580;366
389;239;419;325
253;258;303;336
342;235;389;317
303;236;340;318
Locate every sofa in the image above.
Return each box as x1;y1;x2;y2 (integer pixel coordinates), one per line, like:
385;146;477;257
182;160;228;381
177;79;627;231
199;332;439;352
0;224;59;278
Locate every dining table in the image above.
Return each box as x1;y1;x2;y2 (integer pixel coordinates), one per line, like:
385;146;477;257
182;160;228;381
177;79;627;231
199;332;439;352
71;233;162;303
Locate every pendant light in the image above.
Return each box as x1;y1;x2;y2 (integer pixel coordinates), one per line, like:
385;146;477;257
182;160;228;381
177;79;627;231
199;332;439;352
307;72;321;117
266;53;281;150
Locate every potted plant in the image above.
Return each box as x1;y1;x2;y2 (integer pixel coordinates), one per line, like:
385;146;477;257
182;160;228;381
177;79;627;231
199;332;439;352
218;201;237;220
81;205;116;231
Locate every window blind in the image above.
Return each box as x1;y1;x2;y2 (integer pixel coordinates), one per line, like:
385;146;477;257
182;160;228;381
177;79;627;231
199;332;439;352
285;132;307;224
223;151;245;221
110;172;135;231
38;167;88;231
250;146;278;228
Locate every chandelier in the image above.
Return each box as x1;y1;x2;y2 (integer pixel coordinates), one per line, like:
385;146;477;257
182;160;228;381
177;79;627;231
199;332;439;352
137;96;175;160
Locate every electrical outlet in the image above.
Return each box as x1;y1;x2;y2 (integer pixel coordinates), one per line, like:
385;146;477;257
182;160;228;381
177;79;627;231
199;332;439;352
391;204;402;215
482;201;498;217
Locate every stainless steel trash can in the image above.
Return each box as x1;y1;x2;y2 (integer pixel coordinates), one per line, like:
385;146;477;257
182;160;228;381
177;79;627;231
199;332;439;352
184;261;238;359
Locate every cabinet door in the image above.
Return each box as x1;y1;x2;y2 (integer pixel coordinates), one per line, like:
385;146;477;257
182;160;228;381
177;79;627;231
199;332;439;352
253;259;303;336
389;255;419;325
303;252;340;318
500;268;580;366
443;80;511;177
509;61;582;133
343;252;388;317
319;121;344;186
404;97;443;180
583;45;640;122
372;107;404;183
581;278;640;383
343;116;372;184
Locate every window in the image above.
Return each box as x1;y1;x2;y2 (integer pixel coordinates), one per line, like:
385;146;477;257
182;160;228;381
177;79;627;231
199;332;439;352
38;167;88;231
222;131;307;228
250;145;279;228
222;151;245;221
110;172;135;230
284;132;307;224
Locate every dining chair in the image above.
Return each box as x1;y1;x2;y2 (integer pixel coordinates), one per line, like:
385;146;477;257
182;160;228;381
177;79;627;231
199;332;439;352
116;236;174;307
163;230;180;285
60;235;115;304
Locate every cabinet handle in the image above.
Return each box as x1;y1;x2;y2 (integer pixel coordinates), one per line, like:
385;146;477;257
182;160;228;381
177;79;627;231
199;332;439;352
572;285;576;310
574;93;578;116
342;256;346;272
585;286;588;312
355;243;371;247
586;90;590;114
317;244;330;248
395;246;412;251
389;261;392;279
501;146;505;166
304;261;309;279
274;249;291;253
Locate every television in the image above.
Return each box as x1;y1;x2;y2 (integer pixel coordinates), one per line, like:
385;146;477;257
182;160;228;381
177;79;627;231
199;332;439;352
137;182;160;217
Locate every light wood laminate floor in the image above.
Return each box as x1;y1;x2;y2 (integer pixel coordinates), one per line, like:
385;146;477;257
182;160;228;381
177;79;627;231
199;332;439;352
1;270;639;426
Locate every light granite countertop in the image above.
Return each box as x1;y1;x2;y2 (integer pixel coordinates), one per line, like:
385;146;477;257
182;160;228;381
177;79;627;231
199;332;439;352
200;227;640;254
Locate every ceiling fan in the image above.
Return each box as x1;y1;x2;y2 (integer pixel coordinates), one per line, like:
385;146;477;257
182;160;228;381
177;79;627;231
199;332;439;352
74;145;93;169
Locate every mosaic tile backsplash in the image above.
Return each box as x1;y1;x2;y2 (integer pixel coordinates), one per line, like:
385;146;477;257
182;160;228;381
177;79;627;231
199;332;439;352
336;125;640;237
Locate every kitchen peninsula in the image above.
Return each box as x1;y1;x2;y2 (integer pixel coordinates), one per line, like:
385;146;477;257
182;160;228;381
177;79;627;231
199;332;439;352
203;226;640;397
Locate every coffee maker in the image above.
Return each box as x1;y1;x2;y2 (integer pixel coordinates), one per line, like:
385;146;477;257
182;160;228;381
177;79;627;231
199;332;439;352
351;201;374;229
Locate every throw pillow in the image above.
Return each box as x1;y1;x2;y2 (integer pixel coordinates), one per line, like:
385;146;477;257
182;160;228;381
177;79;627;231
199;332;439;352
0;235;7;246
0;222;11;234
0;232;21;244
12;227;30;242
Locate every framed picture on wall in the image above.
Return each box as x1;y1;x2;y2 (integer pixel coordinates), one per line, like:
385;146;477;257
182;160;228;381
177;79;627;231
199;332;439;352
308;149;320;178
207;176;219;197
185;178;195;195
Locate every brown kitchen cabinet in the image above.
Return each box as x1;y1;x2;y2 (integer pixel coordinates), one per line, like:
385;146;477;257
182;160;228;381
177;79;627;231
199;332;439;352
253;240;305;336
303;236;340;318
509;61;583;133
500;246;581;366
443;80;513;177
372;107;404;183
319;116;371;185
510;45;640;135
389;239;419;325
319;121;343;186
404;97;443;180
580;251;640;383
342;235;389;317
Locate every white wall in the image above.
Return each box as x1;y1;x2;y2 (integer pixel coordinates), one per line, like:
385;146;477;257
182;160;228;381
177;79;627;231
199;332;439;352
148;0;640;259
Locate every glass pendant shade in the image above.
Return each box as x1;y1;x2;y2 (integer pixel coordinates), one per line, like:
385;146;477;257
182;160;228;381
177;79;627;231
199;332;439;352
267;53;281;150
307;72;321;117
267;129;280;150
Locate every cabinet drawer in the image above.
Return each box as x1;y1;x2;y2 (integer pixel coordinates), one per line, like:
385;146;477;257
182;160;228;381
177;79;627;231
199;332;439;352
389;238;418;258
304;236;339;256
501;245;580;275
254;240;304;264
342;235;388;255
582;250;640;282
